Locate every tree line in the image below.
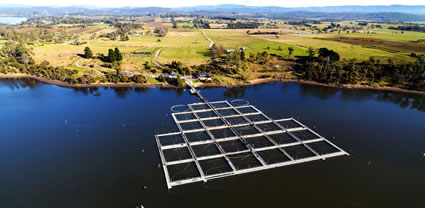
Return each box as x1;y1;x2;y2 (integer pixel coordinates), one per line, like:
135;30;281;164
298;48;425;91
0;42;147;85
388;24;425;33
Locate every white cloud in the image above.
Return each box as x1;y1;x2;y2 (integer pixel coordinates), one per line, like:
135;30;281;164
1;0;423;8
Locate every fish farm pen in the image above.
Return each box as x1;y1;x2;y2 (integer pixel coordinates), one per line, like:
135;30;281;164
154;83;349;189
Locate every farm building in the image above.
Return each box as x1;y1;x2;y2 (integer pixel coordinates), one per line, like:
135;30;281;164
197;72;213;81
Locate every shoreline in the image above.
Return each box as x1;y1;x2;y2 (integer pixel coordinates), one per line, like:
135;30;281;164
0;74;178;88
197;78;425;95
1;74;425;95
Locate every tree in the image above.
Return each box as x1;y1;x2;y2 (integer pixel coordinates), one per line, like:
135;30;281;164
211;44;226;58
114;48;122;62
318;48;340;63
307;47;315;57
107;49;116;63
1;42;34;65
144;61;151;70
84;47;93;58
288;47;294;58
176;75;185;87
120;35;129;41
240;50;246;61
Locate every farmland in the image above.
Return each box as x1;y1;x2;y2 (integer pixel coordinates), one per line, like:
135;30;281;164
1;15;425;89
27;19;425;73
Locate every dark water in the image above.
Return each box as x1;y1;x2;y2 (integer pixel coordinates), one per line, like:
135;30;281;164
0;79;424;208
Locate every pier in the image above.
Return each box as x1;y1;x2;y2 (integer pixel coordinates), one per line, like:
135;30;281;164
154;81;349;189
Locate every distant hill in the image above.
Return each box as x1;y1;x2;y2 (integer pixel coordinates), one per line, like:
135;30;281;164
1;4;425;21
179;4;425;15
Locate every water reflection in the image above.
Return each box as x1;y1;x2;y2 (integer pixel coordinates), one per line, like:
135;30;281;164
159;87;185;96
113;87;133;98
298;83;425;112
223;82;425;113
0;78;39;90
2;79;425;112
134;87;149;93
223;86;246;99
376;92;425;112
74;87;150;98
299;84;340;100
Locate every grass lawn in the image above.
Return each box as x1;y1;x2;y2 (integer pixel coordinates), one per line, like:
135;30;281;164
205;29;307;57
146;77;161;84
258;33;416;63
335;31;425;42
212;75;239;84
157;47;210;66
177;22;195;28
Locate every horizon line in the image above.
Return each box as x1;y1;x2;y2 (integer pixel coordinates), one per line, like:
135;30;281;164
1;3;425;9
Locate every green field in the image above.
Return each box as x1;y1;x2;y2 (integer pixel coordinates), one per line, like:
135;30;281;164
25;20;425;72
256;30;423;63
32;28;212;68
205;29;307;57
177;22;195;28
157;47;210;66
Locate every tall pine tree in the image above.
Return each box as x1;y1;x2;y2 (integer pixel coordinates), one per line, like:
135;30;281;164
108;49;116;63
115;48;123;62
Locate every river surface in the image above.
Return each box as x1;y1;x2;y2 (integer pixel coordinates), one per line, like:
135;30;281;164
0;17;27;25
0;79;424;208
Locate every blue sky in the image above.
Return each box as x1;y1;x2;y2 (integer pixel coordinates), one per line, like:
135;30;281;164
0;0;423;8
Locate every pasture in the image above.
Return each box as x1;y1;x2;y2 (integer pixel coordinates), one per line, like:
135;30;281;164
28;20;425;73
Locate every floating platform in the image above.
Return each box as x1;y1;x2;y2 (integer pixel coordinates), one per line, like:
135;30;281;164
155;100;349;189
